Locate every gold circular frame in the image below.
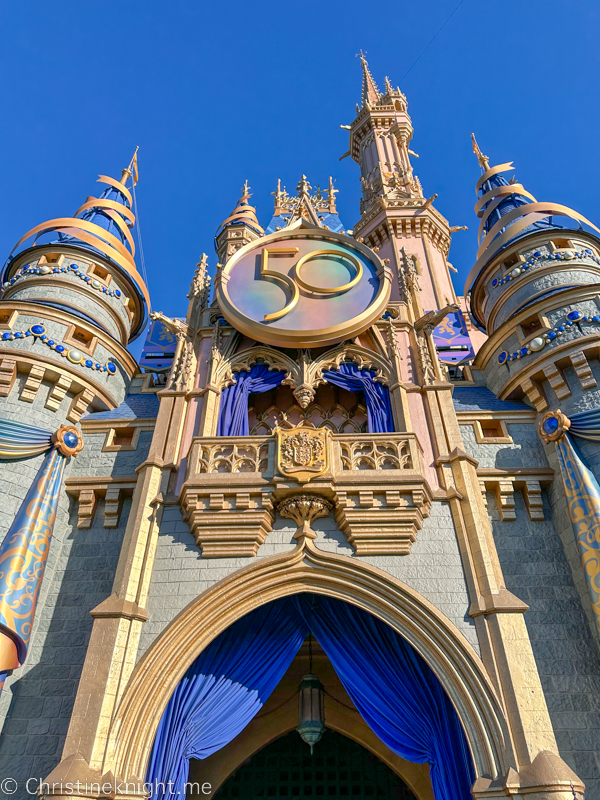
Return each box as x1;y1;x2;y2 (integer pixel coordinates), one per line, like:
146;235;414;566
215;229;391;348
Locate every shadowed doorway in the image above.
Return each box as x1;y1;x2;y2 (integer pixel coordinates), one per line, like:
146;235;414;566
214;729;418;799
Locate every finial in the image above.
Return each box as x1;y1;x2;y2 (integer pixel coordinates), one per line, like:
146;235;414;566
241;179;251;200
384;76;393;95
327;176;338;213
471;133;490;171
357;50;381;108
297;175;312;197
120;146;139;187
272;178;284;214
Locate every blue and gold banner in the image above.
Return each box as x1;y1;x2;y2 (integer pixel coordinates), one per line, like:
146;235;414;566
540;410;600;640
0;418;83;690
555;435;600;638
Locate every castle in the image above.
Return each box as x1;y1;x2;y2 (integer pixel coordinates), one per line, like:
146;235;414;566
0;54;599;800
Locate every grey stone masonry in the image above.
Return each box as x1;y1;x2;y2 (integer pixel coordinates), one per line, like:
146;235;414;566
488;489;600;798
138;499;478;660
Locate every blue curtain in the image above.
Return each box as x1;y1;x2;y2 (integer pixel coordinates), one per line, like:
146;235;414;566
217;364;286;437
147;595;474;800
322;363;394;433
294;596;474;800
147;599;307;800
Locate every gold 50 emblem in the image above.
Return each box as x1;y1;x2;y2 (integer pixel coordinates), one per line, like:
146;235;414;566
214;229;392;349
260;247;363;322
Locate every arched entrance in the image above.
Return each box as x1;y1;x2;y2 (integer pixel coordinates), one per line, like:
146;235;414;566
104;541;508;785
210;730;418;799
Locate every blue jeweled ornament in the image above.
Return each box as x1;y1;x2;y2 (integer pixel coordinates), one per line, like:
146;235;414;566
30;324;45;336
520;347;528;356
498;351;508;364
567;311;583;321
106;362;117;374
2;332;12;340
542;416;559;436
547;331;557;340
63;430;80;449
85;359;93;368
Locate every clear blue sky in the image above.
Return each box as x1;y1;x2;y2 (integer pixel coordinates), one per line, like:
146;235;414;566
1;1;598;356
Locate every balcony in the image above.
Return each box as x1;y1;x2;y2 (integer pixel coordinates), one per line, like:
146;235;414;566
180;431;432;558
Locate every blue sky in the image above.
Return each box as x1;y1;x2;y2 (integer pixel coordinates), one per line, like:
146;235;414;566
1;0;599;356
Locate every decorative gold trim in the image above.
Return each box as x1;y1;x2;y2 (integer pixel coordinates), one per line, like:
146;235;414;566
276;424;330;483
538;410;571;443
52;424;84;457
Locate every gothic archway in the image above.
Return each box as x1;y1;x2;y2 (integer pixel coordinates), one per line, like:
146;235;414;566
103;539;510;785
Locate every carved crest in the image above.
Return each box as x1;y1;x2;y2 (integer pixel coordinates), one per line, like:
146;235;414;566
276;424;329;483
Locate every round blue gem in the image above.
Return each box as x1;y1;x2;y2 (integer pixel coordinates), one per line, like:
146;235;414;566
24;330;31;336
567;310;583;321
106;362;117;374
69;264;78;271
557;325;565;332
534;251;541;257
542;416;559;435
547;331;557;340
52;267;60;273
14;332;23;339
85;359;93;368
2;332;12;340
512;352;519;359
30;324;45;336
40;334;47;341
498;351;508;364
56;345;65;353
84;276;91;283
95;363;101;370
585;249;592;254
492;279;498;287
114;290;121;298
520;347;528;356
593;316;600;323
63;431;79;449
47;340;55;346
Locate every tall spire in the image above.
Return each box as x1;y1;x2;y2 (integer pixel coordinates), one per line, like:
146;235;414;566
217;181;264;235
465;136;600;291
360;51;381;108
6;156;150;310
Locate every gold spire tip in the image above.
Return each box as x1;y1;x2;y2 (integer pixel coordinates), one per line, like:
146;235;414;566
471;133;490;171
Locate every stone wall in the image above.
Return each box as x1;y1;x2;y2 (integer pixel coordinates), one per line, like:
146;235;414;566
488;489;600;797
137;499;478;659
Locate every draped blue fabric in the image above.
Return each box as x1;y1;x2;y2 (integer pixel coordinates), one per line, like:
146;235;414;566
147;599;307;800
147;595;474;800
322;363;394;433
294;596;474;800
567;407;600;442
217;365;286;437
0;417;53;459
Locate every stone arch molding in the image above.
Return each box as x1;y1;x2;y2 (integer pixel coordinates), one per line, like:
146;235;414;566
214;342;393;409
103;539;510;785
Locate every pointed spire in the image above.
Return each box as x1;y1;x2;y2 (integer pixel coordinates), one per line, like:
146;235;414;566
327;177;338;213
471;133;490;171
217;181;264;235
384;76;393;95
359;51;381;108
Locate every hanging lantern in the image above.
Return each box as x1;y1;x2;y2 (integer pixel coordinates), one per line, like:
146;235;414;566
296;634;326;753
296;674;326;753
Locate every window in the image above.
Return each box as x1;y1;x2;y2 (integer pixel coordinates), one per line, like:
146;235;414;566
103;426;140;451
474;418;511;443
88;263;111;284
64;323;97;355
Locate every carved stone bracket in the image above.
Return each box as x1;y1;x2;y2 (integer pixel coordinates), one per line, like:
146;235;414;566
278;495;333;544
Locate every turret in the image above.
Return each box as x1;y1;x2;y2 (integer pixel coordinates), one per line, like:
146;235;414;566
466;136;600;414
0;154;148;419
215;181;264;265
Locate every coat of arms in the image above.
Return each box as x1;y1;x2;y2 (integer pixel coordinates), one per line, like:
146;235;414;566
276;424;329;483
